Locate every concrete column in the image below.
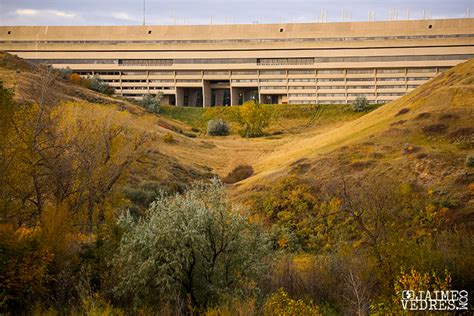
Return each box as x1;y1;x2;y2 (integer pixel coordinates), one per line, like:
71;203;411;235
231;87;239;106
161;95;170;106
176;87;184;106
215;90;224;106
189;90;198;107
203;81;211;107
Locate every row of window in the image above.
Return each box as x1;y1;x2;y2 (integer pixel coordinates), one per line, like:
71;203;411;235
76;69;447;77
6;33;473;45
31;54;472;66
288;93;405;97
288;99;393;105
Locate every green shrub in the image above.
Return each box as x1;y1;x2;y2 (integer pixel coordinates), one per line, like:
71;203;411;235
222;165;254;184
207;119;230;136
264;288;319;316
237;100;273;137
87;76;114;95
139;93;163;113
351;96;369;112
163;133;175;143
466;154;474;167
112;180;270;308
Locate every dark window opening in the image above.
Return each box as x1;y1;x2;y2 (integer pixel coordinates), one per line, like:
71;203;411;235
7;31;11;34
428;25;432;29
280;28;284;32
148;30;152;34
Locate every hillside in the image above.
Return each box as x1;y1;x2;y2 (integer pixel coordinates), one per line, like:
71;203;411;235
2;52;472;216
1;52;473;315
233;60;474;220
0;52;217;194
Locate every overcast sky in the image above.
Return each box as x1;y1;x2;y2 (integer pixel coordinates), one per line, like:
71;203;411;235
0;0;472;26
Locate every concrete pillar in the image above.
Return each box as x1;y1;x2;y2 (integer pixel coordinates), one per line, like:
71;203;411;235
203;81;211;107
189;90;198;107
215;90;224;106
161;95;170;106
231;87;239;106
176;87;184;106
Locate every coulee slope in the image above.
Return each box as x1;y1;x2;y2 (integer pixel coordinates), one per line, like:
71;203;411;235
234;60;474;218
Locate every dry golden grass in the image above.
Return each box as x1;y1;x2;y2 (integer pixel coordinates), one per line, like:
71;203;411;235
231;60;474;193
1;53;473;205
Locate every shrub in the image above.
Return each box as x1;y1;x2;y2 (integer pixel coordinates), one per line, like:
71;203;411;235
163;133;175;143
421;124;448;135
264;288;319;316
183;132;197;138
237;100;273;137
58;67;72;79
351;96;369;112
139;93;163;113
88;76;114;95
112;180;270;308
69;73;83;85
396;108;410;116
207;119;230;136
466;154;474;167
222;165;254;184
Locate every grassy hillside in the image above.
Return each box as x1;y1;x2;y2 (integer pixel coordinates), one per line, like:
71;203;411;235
1;52;473;314
0;52;215;195
234;60;474;218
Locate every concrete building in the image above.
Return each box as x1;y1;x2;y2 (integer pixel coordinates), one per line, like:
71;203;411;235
1;18;473;106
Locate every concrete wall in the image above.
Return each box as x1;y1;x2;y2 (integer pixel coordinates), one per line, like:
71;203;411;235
1;18;473;106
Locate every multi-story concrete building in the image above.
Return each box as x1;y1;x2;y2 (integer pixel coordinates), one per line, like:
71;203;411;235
1;18;473;106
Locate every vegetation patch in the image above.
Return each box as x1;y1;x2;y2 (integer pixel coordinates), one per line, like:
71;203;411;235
421;123;448;135
439;113;459;121
395;108;410;116
207;119;230;136
223;164;254;184
466;154;474;168
390;120;407;126
403;144;422;154
448;127;474;147
236;100;273;137
163;133;175;143
349;159;375;170
415;112;431;120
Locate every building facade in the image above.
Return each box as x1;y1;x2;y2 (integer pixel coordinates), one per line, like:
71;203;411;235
1;18;473;106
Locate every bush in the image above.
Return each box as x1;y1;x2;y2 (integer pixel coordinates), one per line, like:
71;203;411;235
58;67;72;79
421;123;448;135
351;96;369;112
88;76;114;95
207;119;230;136
396;108;410;116
163;133;175;143
183;132;197;138
139;93;163;113
264;288;319;316
466;154;474;167
237;100;273;137
112;180;270;308
222;165;254;184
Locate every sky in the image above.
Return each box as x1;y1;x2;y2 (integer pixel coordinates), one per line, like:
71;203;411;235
0;0;472;26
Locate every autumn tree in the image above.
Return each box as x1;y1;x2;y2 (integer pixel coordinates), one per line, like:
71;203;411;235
236;100;273;137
